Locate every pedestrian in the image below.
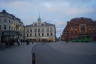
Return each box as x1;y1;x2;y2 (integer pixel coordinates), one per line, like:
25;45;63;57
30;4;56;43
26;40;29;45
32;41;34;44
32;52;36;64
17;39;20;46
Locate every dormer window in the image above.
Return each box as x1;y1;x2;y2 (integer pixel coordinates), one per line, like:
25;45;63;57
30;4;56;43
41;24;44;26
2;10;7;13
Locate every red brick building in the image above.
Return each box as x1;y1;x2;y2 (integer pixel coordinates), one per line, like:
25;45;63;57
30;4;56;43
61;17;96;41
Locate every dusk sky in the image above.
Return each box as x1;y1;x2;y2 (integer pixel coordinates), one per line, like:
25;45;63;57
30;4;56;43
0;0;96;37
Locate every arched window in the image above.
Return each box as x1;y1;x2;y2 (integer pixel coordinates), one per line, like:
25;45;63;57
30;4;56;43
51;33;53;36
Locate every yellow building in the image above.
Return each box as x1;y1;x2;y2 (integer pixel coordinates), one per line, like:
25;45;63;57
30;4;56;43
0;10;24;43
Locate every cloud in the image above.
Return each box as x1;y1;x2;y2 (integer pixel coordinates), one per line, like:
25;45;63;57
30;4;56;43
0;0;96;37
0;1;32;11
38;1;96;17
1;0;96;16
65;8;96;15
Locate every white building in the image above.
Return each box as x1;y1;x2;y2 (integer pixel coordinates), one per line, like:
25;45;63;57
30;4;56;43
25;17;56;42
0;10;24;42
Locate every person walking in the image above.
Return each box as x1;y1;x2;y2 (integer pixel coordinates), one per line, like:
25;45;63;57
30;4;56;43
26;40;29;45
17;39;20;46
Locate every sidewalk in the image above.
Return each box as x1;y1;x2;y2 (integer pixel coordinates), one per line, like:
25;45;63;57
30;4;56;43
0;43;33;64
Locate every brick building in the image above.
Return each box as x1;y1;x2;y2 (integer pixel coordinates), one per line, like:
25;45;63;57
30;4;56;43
61;17;96;41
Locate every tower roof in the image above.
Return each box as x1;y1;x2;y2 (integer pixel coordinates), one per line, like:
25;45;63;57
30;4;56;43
37;12;42;22
38;16;41;22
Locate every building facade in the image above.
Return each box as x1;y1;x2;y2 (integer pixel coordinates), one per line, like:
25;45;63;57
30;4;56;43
61;17;96;41
0;10;24;42
25;17;56;42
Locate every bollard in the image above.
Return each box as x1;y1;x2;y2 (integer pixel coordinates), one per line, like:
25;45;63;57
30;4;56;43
32;52;36;64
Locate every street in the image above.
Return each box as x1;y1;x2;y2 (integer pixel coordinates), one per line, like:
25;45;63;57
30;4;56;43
0;43;32;64
0;42;96;64
34;42;96;64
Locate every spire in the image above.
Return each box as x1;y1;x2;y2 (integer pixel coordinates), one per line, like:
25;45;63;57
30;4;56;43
37;12;41;22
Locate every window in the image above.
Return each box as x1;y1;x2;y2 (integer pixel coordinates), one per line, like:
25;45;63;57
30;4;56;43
35;33;37;37
4;25;6;30
9;20;11;23
50;27;53;32
0;19;1;23
51;33;53;36
42;33;44;36
9;26;10;30
27;34;28;37
30;34;32;37
30;30;32;32
27;29;29;32
4;19;7;22
38;33;40;36
80;24;86;33
42;28;44;32
41;24;44;26
47;33;49;36
38;29;40;32
0;25;1;30
35;29;37;32
47;28;49;32
34;24;37;26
